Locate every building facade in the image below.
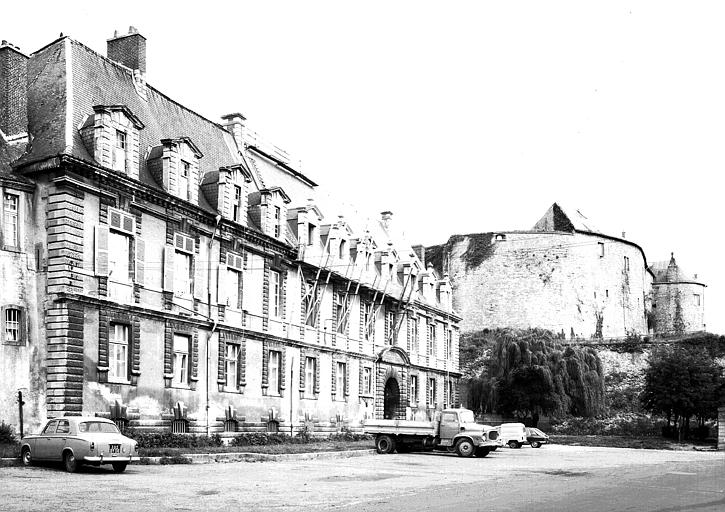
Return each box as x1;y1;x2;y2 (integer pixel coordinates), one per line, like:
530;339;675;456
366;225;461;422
0;30;461;435
427;203;704;339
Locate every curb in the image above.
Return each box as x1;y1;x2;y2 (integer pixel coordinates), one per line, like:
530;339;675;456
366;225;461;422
1;449;377;467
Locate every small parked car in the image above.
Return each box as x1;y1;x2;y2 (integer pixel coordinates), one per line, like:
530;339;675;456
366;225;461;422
20;416;139;473
525;427;550;448
497;422;527;448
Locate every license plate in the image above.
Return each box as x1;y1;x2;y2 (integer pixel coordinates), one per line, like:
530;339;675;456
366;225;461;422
109;444;120;454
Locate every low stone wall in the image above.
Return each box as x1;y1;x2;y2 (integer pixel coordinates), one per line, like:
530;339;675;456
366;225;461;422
719;406;725;451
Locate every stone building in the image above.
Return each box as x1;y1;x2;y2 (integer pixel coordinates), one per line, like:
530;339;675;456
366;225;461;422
0;30;461;435
649;254;706;334
427;203;704;339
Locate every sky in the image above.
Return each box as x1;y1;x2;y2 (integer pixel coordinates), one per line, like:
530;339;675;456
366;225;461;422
3;1;723;332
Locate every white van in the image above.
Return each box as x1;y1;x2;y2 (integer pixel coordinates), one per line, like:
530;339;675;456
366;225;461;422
497;423;527;448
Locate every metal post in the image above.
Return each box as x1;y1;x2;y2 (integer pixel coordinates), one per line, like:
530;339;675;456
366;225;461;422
290;357;294;436
17;390;25;439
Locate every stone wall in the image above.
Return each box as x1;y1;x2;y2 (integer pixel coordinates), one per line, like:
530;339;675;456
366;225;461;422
429;232;648;339
719;406;725;450
651;282;706;334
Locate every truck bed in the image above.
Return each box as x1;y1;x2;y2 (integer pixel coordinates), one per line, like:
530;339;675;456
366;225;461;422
364;419;437;437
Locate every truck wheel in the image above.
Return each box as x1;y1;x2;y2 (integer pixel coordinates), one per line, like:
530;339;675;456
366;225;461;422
375;435;396;454
456;439;475;458
508;440;520;449
475;447;491;457
531;441;541;448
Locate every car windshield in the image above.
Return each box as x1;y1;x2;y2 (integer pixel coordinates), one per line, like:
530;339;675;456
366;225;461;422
79;422;120;434
458;410;475;423
530;428;544;436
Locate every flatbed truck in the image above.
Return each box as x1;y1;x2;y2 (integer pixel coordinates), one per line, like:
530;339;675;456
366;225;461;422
364;408;501;457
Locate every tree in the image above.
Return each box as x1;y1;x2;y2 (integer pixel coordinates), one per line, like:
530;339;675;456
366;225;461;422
641;346;724;441
462;328;605;425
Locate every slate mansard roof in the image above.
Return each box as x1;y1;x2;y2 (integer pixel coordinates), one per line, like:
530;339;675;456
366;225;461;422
15;37;247;213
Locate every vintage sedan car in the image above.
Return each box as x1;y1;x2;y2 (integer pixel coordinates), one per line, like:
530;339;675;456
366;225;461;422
525;427;550;448
20;416;139;472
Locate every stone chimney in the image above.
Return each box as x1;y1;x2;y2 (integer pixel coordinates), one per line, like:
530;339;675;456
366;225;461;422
107;27;146;74
221;112;246;149
0;40;29;138
381;211;393;231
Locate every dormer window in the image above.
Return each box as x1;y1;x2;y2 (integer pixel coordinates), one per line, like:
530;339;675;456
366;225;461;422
307;223;317;246
339;239;348;260
113;130;127;173
80;105;144;180
274;206;281;238
233;185;242;222
147;137;203;205
180;161;191;200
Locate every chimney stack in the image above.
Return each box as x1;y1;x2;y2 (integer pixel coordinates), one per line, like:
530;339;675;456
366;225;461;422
221;112;247;150
0;40;29;138
107;26;146;74
381;211;393;231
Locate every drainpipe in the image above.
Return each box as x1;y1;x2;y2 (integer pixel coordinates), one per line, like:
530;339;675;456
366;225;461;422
206;214;222;436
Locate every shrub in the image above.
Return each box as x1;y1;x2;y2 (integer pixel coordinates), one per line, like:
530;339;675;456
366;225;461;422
550;414;665;437
693;425;710;441
0;421;17;444
126;431;223;449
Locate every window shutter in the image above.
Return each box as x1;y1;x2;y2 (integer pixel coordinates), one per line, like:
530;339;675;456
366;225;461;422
109;210;123;230
95;225;110;276
108;208;135;235
163;245;175;292
123;215;134;233
135;238;145;286
217;264;229;305
193;250;205;300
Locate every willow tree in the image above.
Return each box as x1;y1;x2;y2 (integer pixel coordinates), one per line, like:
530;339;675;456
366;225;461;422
462;328;605;425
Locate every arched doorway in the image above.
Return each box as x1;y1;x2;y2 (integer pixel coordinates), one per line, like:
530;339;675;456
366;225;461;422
384;378;400;419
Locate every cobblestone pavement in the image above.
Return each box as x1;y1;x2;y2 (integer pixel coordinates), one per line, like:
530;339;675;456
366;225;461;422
0;445;722;511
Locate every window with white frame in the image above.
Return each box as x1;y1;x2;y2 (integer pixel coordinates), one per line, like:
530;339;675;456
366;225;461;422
109;323;129;382
386;310;395;345
268;350;281;395
336;361;346;397
428;377;436;406
304;357;316;397
232;185;242;222
113;129;127;172
363;302;373;340
694;294;701;306
307;223;316;246
225;343;240;390
174;251;192;297
410;375;418;404
172;334;190;385
335;293;346;334
624;256;630;271
363;366;372;396
108;231;131;283
428;323;436;356
446;329;453;360
227;267;240;308
598;242;605;257
339;239;347;260
270;270;281;318
410;317;419;352
4;307;21;343
3;193;19;248
447;380;454;407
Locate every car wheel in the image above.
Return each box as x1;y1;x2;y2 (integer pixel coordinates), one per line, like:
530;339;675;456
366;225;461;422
63;451;79;473
375;435;396;454
531;441;541;448
112;462;128;473
456;439;475;458
21;447;32;466
507;440;520;449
